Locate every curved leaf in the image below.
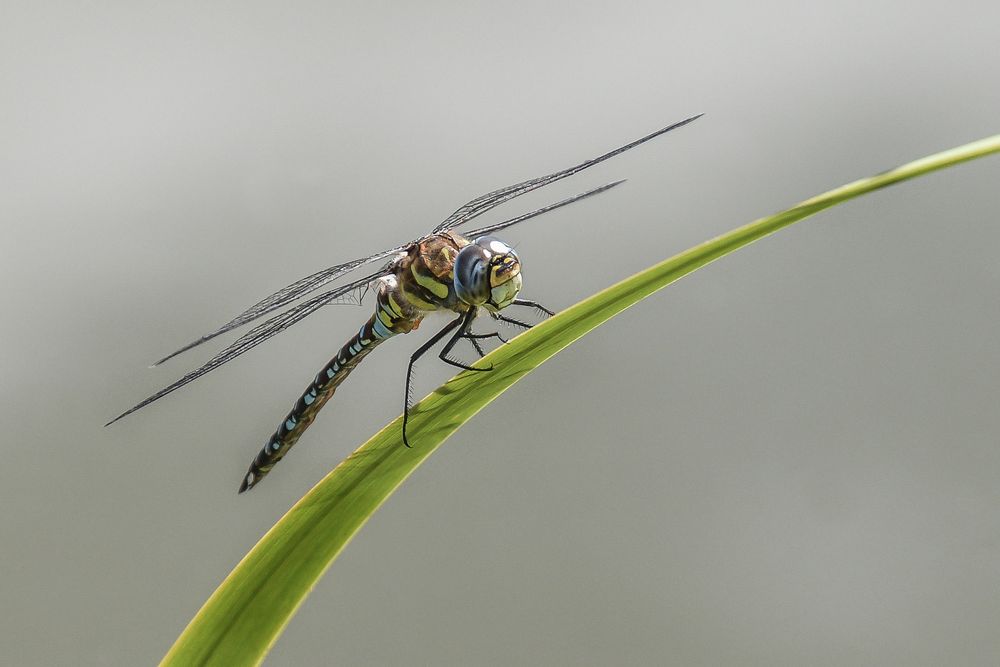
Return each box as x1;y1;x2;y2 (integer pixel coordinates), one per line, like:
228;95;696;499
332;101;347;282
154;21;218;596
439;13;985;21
162;134;1000;666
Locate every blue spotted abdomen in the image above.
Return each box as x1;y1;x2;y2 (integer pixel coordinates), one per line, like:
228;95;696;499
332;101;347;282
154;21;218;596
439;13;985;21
238;291;416;493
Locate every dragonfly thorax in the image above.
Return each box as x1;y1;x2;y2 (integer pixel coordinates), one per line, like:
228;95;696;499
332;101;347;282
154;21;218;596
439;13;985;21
453;236;522;313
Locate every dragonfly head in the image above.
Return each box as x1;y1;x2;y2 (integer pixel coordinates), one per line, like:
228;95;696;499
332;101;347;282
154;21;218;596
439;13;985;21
453;236;522;312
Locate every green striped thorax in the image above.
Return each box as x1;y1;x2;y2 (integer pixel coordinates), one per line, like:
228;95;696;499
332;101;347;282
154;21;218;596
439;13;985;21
453;236;522;313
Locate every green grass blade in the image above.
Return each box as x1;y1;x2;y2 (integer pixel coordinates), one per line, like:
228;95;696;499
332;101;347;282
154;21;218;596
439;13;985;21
161;134;999;666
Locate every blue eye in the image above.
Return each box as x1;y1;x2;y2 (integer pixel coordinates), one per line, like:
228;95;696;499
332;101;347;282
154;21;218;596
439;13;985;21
454;236;522;310
454;243;490;305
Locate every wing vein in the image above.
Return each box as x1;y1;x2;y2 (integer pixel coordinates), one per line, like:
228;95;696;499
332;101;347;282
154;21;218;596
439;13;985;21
107;270;390;426
433;113;702;233
153;247;404;365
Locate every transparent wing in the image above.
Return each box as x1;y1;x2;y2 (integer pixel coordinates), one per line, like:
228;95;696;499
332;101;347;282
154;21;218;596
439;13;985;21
106;269;390;426
152;246;405;366
152;114;701;365
432;113;702;234
463;179;626;239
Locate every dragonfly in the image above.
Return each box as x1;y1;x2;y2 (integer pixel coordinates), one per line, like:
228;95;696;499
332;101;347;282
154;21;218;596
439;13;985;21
107;113;702;492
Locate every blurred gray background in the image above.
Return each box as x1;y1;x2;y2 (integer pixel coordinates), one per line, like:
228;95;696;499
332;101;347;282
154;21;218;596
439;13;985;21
2;1;999;665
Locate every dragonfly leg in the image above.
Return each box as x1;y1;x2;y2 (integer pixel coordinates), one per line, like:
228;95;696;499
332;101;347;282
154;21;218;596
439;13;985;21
490;299;554;335
511;298;556;316
403;313;464;447
440;309;494;372
494;313;534;330
468;336;488;358
460;330;508;356
463;332;504;339
463;334;490;358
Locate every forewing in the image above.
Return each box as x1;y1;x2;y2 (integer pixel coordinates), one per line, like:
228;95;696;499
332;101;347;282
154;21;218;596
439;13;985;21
432;113;702;233
463;180;626;239
107;269;390;426
153;247;405;366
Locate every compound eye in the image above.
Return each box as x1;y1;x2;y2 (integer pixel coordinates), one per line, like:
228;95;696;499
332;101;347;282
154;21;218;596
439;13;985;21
453;244;491;305
476;236;517;260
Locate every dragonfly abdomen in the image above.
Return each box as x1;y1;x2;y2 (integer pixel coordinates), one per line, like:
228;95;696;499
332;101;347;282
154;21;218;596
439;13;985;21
238;287;419;493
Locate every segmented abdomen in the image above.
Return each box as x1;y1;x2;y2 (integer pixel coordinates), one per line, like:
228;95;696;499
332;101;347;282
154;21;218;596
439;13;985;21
238;289;416;493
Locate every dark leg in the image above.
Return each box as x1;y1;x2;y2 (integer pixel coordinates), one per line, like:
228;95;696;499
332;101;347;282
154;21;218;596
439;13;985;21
462;332;504;339
453;301;553;352
439;309;494;372
466;335;488;358
511;298;555;316
403;313;464;447
495;313;534;330
462;331;509;351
